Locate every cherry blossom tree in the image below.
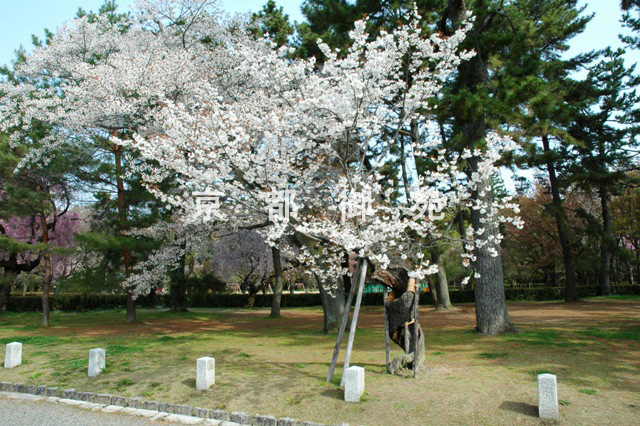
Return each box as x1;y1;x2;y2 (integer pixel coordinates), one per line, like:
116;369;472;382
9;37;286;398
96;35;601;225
124;4;521;356
2;1;522;345
128;6;519;284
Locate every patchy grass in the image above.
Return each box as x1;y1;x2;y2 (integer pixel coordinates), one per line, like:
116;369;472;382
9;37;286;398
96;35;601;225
0;300;638;425
0;336;62;346
505;330;572;347
479;352;510;359
584;294;640;301
579;389;598;395
578;327;640;341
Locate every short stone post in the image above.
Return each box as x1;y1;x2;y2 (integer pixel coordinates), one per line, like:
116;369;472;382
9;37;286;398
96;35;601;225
344;366;365;402
88;348;106;377
196;357;215;390
538;373;559;419
4;342;22;368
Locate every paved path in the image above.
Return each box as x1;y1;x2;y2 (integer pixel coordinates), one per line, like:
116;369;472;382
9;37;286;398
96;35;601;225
0;393;177;425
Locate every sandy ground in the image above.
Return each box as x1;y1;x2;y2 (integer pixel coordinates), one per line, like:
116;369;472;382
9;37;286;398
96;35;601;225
0;299;638;425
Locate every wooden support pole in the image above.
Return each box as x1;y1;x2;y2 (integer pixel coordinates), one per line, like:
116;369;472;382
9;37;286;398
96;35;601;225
383;286;390;371
413;282;420;379
326;260;360;382
340;258;368;386
404;323;410;352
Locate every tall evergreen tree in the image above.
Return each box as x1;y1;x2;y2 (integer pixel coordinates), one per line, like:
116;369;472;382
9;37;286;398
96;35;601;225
250;0;295;47
567;48;640;295
503;5;592;302
621;0;640;48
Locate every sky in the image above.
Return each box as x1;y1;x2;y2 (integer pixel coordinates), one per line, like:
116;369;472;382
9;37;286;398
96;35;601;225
0;0;636;68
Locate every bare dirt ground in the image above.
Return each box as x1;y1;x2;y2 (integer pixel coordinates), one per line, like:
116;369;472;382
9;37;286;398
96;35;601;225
0;298;638;425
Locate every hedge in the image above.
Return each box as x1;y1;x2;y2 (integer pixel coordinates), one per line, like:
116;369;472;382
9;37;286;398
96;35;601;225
5;285;639;312
6;293;158;312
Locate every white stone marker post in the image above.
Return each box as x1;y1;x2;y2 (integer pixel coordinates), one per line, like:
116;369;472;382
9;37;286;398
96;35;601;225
344;366;365;402
196;357;215;390
4;342;22;368
538;373;559;419
88;348;106;377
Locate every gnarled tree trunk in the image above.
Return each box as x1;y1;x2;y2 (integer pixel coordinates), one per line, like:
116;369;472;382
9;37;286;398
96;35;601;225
373;268;425;375
386;290;425;375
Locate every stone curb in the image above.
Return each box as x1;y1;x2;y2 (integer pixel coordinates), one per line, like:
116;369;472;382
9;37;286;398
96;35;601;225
0;382;347;426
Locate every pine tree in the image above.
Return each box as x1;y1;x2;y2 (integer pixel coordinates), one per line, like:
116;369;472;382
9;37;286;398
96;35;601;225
250;0;295;48
567;48;640;295
621;0;640;48
502;4;592;302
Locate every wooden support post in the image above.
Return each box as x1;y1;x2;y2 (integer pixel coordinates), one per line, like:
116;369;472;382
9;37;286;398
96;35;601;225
413;283;420;379
383;286;390;371
340;258;368;386
404;323;410;352
326;260;361;382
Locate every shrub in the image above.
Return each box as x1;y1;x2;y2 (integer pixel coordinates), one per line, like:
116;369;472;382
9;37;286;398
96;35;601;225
6;285;639;312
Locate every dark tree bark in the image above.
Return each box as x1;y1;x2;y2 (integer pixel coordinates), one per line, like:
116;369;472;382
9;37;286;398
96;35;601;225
170;281;188;312
148;287;157;308
0;274;16;313
114;144;136;322
470;172;515;334
170;248;188;312
635;240;640;285
626;258;635;285
316;273;345;333
598;185;613;295
428;279;438;307
386;290;425;375
270;246;284;317
442;0;514;334
542;135;579;302
39;211;53;327
373;269;425;375
0;255;41;313
431;251;453;310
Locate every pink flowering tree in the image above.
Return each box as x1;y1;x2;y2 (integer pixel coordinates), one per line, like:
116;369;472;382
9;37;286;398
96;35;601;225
0;143;81;324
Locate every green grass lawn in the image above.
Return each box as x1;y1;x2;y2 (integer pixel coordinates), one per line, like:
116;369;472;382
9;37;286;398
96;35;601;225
1;297;639;425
